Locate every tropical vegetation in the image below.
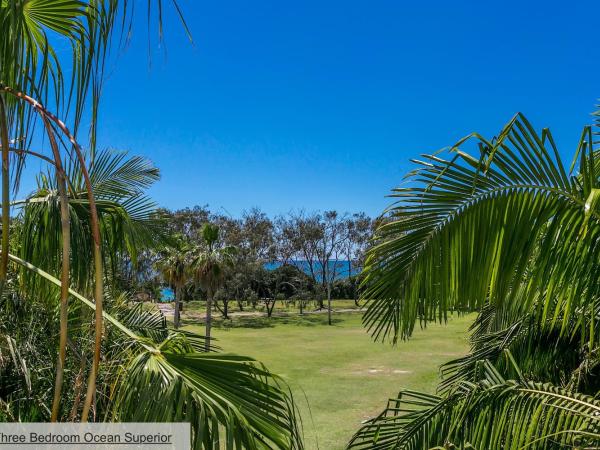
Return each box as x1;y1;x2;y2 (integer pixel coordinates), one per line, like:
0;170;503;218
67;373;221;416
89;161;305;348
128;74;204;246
0;2;302;448
349;108;600;449
131;207;374;316
4;2;598;450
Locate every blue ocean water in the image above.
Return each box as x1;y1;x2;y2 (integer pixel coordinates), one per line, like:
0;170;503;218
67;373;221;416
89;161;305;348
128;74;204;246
160;287;175;301
264;260;359;280
158;262;357;300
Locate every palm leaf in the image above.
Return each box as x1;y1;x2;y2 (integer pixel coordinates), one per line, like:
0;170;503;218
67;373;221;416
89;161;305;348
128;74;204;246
362;114;600;345
348;361;600;450
9;253;303;449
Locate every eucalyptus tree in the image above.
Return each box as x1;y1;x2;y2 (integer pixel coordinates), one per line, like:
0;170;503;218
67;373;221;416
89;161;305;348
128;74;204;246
342;213;372;305
349;109;600;449
161;205;212;241
290;212;322;289
316;211;348;325
273;215;298;266
241;207;275;261
193;223;236;351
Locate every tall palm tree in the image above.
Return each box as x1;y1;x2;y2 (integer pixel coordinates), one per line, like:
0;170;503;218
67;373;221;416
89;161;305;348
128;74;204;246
349;108;600;449
157;238;192;329
0;0;187;423
193;223;236;351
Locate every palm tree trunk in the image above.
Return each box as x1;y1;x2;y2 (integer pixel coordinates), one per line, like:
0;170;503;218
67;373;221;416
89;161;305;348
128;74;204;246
205;290;213;352
0;96;10;292
2;88;104;423
78;176;103;423
43;115;71;422
174;284;181;329
69;338;88;421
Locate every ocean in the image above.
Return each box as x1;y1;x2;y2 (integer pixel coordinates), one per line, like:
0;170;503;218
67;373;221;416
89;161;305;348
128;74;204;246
263;260;359;281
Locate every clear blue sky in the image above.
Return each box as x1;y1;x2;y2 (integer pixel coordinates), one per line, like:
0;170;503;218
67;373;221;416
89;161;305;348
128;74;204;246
92;0;600;217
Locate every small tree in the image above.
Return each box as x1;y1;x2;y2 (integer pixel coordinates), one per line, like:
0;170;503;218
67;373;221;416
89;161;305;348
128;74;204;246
157;238;192;328
193;224;236;351
242;287;259;309
342;213;373;306
317;211;347;325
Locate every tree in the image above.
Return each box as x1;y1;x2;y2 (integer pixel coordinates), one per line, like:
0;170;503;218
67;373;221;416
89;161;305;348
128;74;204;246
290;211;323;290
241;207;275;261
342;213;373;305
272;264;314;315
316;211;347;325
156;238;192;329
273;215;298;265
349;110;600;449
160;205;211;241
193;223;236;351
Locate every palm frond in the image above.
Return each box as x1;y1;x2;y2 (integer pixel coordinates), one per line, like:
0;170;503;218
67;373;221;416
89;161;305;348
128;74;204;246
362;114;600;344
438;302;593;394
9;253;303;448
348;361;600;450
18;149;164;293
112;346;303;450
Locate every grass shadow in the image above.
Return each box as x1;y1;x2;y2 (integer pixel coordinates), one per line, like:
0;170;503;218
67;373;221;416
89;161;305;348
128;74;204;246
210;314;346;330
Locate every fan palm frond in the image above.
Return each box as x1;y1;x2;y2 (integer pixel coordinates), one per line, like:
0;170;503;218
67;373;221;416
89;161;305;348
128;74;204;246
9;253;304;449
112;346;303;450
18;148;164;293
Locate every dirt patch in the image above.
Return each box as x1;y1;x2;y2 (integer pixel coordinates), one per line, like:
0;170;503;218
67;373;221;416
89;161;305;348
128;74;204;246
321;364;413;376
362;367;412;376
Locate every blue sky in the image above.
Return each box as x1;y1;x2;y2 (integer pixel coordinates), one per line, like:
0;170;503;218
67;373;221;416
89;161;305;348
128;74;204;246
89;1;600;217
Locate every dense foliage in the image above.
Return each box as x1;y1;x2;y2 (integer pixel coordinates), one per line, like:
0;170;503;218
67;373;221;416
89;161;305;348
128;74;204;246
0;2;303;448
350;108;600;449
126;207;374;314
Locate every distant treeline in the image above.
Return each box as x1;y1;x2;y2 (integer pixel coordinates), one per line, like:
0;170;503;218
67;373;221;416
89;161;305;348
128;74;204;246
117;206;377;315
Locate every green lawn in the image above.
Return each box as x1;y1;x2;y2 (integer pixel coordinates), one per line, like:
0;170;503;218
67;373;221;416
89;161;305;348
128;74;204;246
182;311;472;450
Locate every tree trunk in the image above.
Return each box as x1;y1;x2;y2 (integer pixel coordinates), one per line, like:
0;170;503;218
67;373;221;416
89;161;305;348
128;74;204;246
205;291;213;352
348;257;352;280
237;298;244;311
45;115;70;422
267;299;276;318
325;259;331;322
0;96;10;292
299;299;304;315
327;283;332;326
174;285;181;329
223;300;229;319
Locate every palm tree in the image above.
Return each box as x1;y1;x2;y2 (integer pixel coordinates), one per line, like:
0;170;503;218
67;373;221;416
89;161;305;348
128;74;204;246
349;107;600;449
193;223;236;351
157;238;192;329
0;0;187;423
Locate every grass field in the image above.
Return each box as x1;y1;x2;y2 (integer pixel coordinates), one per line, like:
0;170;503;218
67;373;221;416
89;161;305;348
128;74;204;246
182;311;472;449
